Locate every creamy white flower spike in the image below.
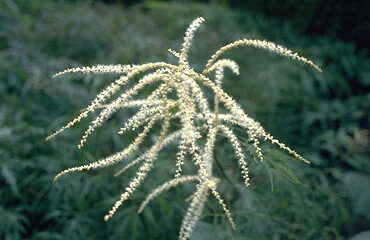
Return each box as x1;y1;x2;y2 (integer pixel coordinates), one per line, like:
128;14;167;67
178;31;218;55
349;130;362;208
48;17;320;239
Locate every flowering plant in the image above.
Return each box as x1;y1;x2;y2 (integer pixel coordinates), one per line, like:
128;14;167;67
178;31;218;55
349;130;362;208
47;17;321;239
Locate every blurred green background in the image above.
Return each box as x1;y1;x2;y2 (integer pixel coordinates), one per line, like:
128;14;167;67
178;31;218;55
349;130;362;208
1;0;369;239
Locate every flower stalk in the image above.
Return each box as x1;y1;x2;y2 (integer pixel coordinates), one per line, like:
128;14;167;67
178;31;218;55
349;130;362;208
47;17;321;239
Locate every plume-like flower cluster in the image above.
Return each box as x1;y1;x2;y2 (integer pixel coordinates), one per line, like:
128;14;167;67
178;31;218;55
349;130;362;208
47;17;321;239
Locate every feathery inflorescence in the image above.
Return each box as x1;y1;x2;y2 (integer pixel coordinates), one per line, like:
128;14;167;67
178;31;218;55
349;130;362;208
48;17;321;239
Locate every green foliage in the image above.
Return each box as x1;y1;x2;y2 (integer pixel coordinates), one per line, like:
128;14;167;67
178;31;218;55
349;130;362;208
1;0;369;239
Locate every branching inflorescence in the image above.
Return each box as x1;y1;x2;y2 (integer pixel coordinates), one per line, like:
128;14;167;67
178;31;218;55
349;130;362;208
47;17;322;239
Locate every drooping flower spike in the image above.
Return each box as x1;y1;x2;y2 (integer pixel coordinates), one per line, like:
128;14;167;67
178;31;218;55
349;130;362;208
48;17;321;240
